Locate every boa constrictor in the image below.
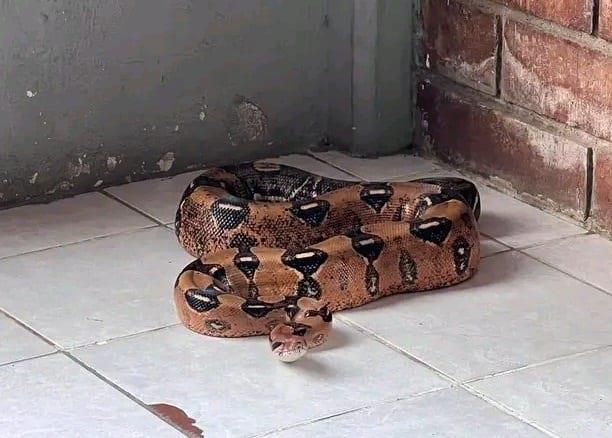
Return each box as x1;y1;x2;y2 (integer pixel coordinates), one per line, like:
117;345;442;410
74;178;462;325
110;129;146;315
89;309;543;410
174;161;481;361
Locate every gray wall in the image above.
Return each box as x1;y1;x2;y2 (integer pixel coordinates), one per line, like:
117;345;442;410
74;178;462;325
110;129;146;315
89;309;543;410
0;0;413;207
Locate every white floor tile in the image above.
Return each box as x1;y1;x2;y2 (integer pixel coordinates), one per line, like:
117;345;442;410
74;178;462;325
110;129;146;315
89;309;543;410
73;323;449;438
263;154;359;180
0;354;181;437
0;314;54;366
470;348;612;438
478;186;586;248
0;193;154;259
342;251;612;381
269;387;545;438
481;235;510;258
311;150;440;180
105;171;201;224
0;227;191;348
524;234;612;295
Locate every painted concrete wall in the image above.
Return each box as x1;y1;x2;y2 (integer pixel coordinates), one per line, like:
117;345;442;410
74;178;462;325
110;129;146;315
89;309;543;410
0;0;414;207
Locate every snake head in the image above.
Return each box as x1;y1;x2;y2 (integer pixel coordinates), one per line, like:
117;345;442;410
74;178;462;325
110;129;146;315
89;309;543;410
269;323;308;362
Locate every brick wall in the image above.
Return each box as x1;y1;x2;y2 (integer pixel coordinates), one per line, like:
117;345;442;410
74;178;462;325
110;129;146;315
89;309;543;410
415;0;612;235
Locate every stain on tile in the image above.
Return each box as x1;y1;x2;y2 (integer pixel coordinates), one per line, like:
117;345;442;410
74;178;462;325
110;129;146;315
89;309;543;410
149;403;204;437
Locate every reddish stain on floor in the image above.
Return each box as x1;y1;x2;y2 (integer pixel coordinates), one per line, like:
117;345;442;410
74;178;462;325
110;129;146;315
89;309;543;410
149;403;204;437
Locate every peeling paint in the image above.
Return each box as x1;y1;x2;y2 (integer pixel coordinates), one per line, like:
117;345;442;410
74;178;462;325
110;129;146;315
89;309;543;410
67;158;91;179
58;181;72;191
0;2;329;208
157;152;175;172
106;156;118;171
227;95;269;146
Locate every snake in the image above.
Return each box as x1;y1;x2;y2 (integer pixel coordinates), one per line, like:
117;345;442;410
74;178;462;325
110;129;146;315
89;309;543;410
173;161;481;361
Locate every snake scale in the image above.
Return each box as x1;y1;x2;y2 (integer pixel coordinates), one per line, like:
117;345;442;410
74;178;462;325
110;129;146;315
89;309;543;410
174;161;481;361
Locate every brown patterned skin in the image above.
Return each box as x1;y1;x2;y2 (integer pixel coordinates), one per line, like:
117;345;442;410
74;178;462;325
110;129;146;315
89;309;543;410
174;162;481;361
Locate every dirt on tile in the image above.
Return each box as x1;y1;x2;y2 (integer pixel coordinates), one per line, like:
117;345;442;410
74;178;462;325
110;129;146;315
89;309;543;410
149;403;204;437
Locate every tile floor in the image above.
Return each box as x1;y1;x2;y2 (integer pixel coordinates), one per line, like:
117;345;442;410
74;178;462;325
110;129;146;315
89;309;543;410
1;152;610;438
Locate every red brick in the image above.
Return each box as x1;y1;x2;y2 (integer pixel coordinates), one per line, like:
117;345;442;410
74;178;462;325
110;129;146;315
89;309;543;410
502;21;612;142
601;0;612;41
417;80;589;215
593;149;612;233
492;0;593;31
421;0;498;94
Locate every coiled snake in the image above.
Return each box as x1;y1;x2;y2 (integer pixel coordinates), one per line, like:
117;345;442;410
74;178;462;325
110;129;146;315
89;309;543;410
174;161;481;361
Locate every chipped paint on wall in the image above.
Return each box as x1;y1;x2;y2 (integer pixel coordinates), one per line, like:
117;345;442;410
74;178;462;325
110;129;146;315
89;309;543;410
106;156;118;171
227;95;269;146
156;152;175;172
0;1;334;208
67;158;91;179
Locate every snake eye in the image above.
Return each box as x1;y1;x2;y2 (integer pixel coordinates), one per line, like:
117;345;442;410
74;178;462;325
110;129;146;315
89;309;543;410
292;325;308;337
270;341;283;350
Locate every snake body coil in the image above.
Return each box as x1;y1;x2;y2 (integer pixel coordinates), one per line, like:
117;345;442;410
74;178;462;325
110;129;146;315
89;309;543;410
174;161;481;361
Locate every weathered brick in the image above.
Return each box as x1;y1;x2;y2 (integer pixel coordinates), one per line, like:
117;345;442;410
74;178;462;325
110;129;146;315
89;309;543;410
601;0;612;41
417;80;588;215
492;0;593;31
502;21;612;142
421;0;498;94
593;149;612;233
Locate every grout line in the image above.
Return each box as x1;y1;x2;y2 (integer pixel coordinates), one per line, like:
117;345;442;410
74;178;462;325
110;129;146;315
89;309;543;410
251;386;450;438
460;0;612;56
479;232;506;245
512;231;593;252
0;305;183;364
460;385;561;437
519;250;612;298
593;0;600;35
482;248;513;258
307;150;444;182
305;151;365;180
0;306;189;436
495;14;503;97
61;351;189;437
336;315;457;383
0;351;60;370
464;344;612;384
99;190;167;226
65;323;182;351
585;147;594;220
338;314;563;436
0;307;60;348
0;224;161;262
